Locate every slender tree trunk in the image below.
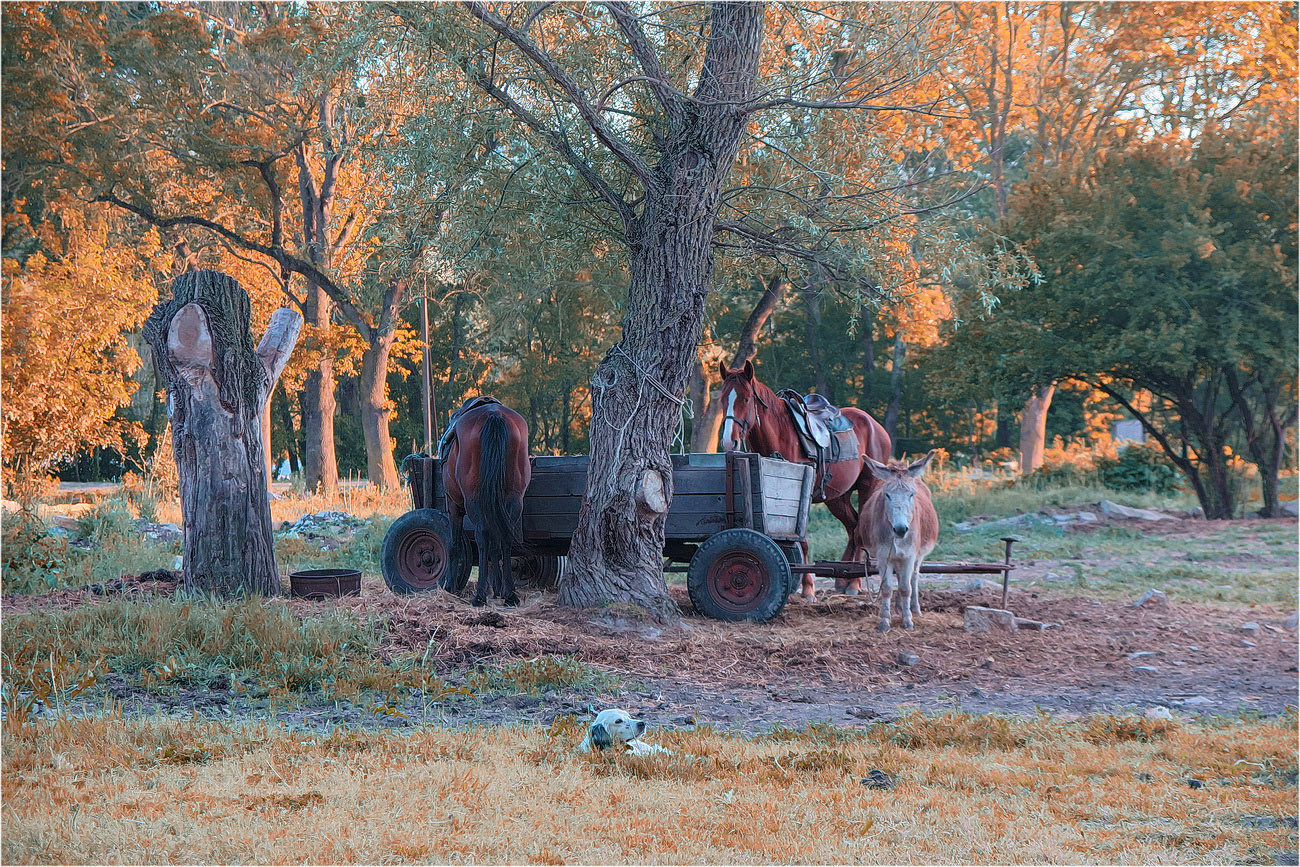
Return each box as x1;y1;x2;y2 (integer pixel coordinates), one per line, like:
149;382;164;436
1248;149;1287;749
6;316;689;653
276;385;301;474
994;402;1014;449
300;281;338;492
694;274;786;451
803;288;831;400
359;333;400;489
143;270;302;596
560;2;764;619
561;381;572;454
1019;384;1055;473
884;333;906;450
860;304;874;410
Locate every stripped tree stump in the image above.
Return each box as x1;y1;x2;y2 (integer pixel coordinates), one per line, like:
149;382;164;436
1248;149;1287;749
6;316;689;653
144;270;302;596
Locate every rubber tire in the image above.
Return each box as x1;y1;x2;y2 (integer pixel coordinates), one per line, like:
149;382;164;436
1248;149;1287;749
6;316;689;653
778;542;807;598
688;528;791;622
381;509;469;594
513;554;565;590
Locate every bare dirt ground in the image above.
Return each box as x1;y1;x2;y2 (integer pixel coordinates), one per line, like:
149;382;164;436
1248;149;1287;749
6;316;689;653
10;547;1296;733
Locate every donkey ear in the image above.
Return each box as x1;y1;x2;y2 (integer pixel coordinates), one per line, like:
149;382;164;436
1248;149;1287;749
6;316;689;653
906;449;937;478
742;360;755;381
589;722;612;750
864;457;893;482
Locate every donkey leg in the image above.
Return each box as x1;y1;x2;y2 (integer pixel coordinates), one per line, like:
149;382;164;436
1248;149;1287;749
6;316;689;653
909;560;922;617
897;555;916;630
877;555;894;633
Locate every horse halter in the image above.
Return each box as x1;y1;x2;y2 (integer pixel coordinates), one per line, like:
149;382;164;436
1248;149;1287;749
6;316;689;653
720;380;767;450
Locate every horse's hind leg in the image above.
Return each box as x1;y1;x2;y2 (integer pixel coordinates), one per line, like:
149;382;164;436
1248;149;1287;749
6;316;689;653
497;498;522;607
469;501;491;606
824;493;862;594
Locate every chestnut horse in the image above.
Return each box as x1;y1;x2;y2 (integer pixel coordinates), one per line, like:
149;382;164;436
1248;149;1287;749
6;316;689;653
442;399;531;606
716;361;892;599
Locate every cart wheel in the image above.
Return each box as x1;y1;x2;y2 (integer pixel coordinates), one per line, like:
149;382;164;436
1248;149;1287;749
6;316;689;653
513;554;564;590
381;509;469;594
778;542;807;598
688;528;791;622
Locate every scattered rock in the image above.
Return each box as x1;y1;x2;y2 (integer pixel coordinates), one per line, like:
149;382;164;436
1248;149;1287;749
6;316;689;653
133;519;182;545
1177;696;1214;706
1145;706;1174;720
1279;500;1299;517
1240;639;1257;648
897;651;921;667
1285;612;1298;632
1133;665;1160;674
1239;622;1260;636
963;577;1002;594
1075;511;1098;523
1131;589;1170;610
1187;778;1205;789
848;706;882;721
963;606;1018;633
1099;500;1176;522
1127;651;1158;660
978;658;994;669
952;513;1036;531
279;510;364;544
1013;617;1058;630
861;769;896;790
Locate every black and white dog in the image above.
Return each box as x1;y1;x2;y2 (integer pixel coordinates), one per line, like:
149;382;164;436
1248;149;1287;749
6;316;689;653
578;708;671;756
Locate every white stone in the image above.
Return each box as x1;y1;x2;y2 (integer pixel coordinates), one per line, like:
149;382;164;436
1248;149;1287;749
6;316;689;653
1285;612;1298;632
964;578;1003;593
1180;696;1213;706
1133;665;1160;674
1145;706;1174;719
1099;500;1176;522
1239;622;1260;636
1075;512;1098;522
897;651;921;666
1132;589;1170;609
1280;500;1299;517
963;606;1018;633
1127;651;1158;660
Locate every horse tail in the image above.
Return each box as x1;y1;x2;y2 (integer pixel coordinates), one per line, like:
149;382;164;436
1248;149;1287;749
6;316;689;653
477;412;522;561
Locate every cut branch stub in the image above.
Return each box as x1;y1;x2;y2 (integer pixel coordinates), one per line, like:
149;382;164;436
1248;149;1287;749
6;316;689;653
144;270;303;597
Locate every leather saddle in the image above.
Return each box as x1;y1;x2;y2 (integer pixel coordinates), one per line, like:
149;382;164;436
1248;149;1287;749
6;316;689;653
776;390;860;500
437;395;502;461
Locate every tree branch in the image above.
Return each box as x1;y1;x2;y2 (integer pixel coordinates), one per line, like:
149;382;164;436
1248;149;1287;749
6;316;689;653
463;1;657;187
603;2;686;127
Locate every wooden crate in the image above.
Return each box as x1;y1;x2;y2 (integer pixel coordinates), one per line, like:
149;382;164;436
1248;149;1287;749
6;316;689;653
405;452;812;555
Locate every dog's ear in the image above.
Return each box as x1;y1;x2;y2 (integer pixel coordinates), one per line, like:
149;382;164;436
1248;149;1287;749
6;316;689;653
589;722;612;751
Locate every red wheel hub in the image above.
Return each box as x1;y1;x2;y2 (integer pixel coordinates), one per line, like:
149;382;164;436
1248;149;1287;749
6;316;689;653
396;529;446;590
706;550;770;613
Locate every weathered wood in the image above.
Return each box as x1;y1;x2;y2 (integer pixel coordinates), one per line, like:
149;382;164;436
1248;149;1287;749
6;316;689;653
144;270;302;597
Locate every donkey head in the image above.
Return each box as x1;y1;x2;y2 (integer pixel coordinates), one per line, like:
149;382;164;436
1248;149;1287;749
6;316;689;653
865;450;936;538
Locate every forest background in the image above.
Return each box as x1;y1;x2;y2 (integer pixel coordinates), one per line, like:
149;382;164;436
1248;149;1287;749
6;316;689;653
3;1;1296;525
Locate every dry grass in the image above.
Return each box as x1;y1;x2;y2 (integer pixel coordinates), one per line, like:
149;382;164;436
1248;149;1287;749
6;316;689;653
3;712;1295;864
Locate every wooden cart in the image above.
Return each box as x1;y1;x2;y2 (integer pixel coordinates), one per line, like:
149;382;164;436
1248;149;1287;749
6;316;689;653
385;452;814;621
384;451;1019;622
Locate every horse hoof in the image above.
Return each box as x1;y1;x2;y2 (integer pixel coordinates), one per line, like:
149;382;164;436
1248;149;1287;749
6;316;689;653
504;595;520;607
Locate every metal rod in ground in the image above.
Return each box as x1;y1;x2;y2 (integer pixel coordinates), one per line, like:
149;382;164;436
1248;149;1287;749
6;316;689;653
1001;536;1017;610
421;291;435;454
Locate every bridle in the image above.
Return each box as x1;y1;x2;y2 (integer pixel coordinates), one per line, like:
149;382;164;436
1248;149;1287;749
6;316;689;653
720;379;768;451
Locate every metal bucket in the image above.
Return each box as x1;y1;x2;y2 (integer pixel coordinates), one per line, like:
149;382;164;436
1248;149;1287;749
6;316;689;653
289;568;362;600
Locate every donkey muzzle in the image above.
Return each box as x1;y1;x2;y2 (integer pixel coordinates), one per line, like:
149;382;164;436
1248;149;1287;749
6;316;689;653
892;524;908;538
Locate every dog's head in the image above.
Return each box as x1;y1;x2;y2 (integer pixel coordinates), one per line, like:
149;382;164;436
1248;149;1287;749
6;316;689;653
587;708;647;751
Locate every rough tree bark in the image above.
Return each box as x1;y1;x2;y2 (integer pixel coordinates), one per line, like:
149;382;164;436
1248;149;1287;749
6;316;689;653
1019;383;1055;473
692;274;787;452
559;3;766;618
300;280;339;492
144;270;302;596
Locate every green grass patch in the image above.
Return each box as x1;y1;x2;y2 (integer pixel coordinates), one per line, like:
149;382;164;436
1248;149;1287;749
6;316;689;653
464;656;621;696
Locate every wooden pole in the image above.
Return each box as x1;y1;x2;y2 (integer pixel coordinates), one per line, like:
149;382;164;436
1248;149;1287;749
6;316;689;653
421;283;436;454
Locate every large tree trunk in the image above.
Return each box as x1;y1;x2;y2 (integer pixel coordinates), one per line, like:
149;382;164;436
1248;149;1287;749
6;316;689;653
560;2;764;619
994;403;1014;450
143;270;302;596
300;281;338;492
693;274;786;452
884;333;906;450
1019;383;1055;473
359;334;400;489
